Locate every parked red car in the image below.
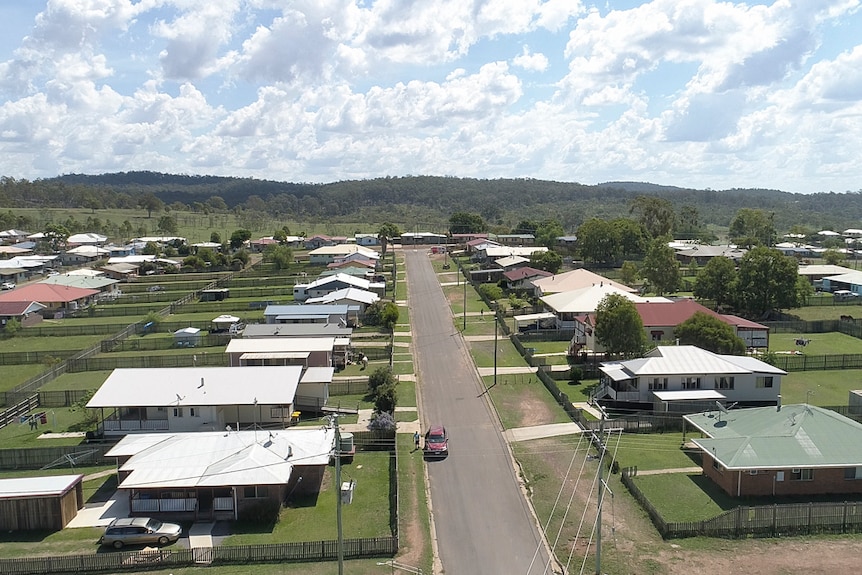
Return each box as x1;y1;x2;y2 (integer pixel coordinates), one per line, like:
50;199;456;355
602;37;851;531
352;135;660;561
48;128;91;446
424;425;448;457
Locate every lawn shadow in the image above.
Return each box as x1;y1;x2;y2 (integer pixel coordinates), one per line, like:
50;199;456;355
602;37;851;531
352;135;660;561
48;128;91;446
86;475;118;504
685;474;739;512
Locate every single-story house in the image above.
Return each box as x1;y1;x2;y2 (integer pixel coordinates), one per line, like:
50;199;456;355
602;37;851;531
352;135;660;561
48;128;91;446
399;232;447;245
595;345;784;411
502;266;553;291
493;234;535;246
67;232;108;246
797;264;856;290
263;304;360;327
305;287;380;312
0;301;47;328
0;474;84;531
0;229;31;243
40;274;120;298
354;233;379;246
478;245;547;264
61;245;111;265
541;284;666;330
0;283;99;316
327;258;377;272
105;428;335;521
87;366;304;436
684;404;862;497
303;235;335;249
100;262;140;281
307;244;379;265
822;270;862;295
492;255;531;271
242;323;353;339
530;268;636;297
225;337;336;369
673;244;747;266
293;273;385;302
570;299;769;354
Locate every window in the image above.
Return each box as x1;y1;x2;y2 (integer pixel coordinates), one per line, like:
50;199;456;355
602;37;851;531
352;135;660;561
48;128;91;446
682;377;701;390
189;407;199;417
650;331;663;342
714;376;735;390
790;468;813;481
844;467;862;480
648;378;668;391
756;376;774;388
173;407;184;418
243;486;269;499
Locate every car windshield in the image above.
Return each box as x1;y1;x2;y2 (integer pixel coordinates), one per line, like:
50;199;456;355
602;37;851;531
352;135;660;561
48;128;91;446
428;431;445;442
146;519;163;531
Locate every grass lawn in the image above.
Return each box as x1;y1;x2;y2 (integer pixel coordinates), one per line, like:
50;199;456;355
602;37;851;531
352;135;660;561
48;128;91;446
485;374;571;429
631;473;736;522
779;369;862;405
39;370;113;392
0;335;105;353
520;340;571;355
223;450;393;545
470;339;528;368
787;303;862;321
769;331;862;354
0;406;93;448
0;363;50;393
609;432;699;471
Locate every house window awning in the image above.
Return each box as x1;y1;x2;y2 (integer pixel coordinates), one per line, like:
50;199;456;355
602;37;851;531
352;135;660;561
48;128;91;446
600;366;631;382
239;352;310;360
652;390;726;401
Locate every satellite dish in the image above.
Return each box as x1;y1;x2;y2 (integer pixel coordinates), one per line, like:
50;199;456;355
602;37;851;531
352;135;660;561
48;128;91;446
716;401;728;414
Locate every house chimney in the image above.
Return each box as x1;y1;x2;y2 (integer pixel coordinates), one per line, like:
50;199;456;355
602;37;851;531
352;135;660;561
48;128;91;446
777;394;782;412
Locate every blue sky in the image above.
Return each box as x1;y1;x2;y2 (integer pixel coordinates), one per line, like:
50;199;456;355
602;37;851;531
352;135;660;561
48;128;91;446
0;1;860;193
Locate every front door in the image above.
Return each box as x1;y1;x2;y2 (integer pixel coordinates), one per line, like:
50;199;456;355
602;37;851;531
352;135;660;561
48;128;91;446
197;488;213;519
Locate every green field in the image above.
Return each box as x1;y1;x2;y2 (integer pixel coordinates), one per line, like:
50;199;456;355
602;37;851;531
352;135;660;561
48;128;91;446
769;331;862;354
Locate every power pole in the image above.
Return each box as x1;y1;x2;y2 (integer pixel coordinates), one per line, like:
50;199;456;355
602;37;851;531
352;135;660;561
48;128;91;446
334;415;344;575
462;275;467;331
594;405;608;575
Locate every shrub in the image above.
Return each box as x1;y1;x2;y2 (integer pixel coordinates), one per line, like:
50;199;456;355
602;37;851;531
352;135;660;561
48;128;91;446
368;410;396;431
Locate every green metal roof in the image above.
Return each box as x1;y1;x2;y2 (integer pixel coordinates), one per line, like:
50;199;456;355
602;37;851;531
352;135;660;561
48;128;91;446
685;404;862;470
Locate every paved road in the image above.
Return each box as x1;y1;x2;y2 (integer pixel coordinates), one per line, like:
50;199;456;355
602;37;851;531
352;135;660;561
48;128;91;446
405;249;557;575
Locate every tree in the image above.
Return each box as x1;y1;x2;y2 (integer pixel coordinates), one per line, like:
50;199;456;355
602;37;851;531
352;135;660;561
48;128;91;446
142;241;161;256
822;248;846;265
641;237;681;296
448;212;488;234
365;301;399;329
577;218;620;265
512;220;538;235
736;247;800;317
693;256;738;310
729;208;777;248
44;223;70;252
378;222;401;256
620;261;640;286
677;205;701;240
368;366;397;394
264;245;293;271
229;229;252;250
612;218;649;259
157;215;178;235
629;196;675;238
594;294;646;358
138;192;164;218
530;250;562;273
674;312;746;355
535;219;564;249
477;283;504;303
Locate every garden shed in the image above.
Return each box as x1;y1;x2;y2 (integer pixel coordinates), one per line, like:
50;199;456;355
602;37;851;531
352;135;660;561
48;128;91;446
173;326;202;347
0;474;84;531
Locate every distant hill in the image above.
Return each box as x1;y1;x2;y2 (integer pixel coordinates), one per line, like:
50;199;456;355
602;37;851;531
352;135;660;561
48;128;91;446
0;172;859;232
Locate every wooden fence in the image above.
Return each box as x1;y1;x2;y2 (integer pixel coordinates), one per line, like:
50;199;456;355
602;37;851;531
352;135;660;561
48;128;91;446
621;470;862;539
0;394;38;430
66;353;230;372
0;444;115;470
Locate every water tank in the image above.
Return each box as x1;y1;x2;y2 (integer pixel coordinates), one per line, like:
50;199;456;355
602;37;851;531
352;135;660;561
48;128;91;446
339;432;355;454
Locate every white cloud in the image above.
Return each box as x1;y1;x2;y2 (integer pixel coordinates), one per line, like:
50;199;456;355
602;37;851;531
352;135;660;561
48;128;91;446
512;46;548;72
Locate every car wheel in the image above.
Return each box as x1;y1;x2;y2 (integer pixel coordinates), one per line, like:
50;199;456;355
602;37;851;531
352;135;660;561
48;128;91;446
158;536;170;546
112;540;124;549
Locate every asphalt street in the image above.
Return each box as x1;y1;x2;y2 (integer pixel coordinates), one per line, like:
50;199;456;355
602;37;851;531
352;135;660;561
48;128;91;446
404;248;557;575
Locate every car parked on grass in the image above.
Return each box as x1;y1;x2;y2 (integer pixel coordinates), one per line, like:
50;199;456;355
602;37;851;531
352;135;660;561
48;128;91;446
424;424;449;458
99;517;182;549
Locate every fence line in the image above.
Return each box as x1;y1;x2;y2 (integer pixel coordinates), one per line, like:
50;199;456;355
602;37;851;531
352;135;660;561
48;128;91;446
620;470;862;539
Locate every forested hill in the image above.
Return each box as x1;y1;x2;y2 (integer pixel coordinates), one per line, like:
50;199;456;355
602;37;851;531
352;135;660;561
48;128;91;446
1;171;860;231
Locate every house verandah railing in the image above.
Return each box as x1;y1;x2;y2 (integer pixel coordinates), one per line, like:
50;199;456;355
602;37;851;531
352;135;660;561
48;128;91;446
621;468;862;539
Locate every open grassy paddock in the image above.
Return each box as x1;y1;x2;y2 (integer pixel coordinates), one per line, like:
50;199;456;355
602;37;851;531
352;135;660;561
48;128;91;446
779;369;862;405
769;331;862;354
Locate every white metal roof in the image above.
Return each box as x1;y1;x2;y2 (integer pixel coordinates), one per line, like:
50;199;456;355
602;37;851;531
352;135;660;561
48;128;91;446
0;474;83;499
300;366;335;384
513;312;556;323
86;366;301;408
226;337;335;354
541;284;661;314
239;352;309;360
106;429;335;489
